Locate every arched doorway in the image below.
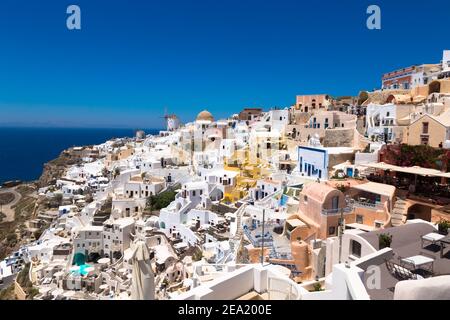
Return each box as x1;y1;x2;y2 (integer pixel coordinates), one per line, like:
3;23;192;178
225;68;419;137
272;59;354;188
429;81;441;94
407;203;432;222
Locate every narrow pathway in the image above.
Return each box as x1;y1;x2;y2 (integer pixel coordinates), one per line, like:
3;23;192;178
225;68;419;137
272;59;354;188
0;188;22;222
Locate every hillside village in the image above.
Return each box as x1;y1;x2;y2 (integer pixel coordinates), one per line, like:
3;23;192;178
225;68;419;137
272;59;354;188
1;50;450;300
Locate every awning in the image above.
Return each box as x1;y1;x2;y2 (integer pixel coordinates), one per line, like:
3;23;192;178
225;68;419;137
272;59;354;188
352;181;396;197
361;162;450;178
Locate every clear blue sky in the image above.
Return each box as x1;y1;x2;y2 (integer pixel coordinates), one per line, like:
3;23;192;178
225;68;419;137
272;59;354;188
0;0;449;128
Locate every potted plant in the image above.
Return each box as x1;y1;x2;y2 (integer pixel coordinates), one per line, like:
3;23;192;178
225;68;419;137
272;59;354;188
438;219;450;235
312;282;324;292
378;233;393;249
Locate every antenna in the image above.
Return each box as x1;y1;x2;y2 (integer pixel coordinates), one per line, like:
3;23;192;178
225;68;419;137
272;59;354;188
338;207;345;264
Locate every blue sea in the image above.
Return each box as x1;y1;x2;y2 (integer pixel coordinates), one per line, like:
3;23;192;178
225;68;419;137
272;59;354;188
0;127;160;184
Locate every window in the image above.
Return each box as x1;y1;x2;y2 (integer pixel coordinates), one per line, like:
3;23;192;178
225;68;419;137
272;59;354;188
386;112;390;117
351;240;362;258
356;215;364;224
328;226;336;235
421;136;429;145
332;196;339;209
422;122;429;134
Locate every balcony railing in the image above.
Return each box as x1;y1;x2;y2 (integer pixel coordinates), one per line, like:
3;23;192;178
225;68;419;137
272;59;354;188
351;200;383;209
321;206;353;216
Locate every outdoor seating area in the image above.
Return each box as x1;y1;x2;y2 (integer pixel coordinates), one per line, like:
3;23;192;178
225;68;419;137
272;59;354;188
363;162;450;205
359;222;450;300
421;232;450;258
385;259;425;281
439;235;450;259
385;252;435;281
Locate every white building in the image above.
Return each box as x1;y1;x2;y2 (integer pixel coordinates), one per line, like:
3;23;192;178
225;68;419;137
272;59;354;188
123;176;166;199
442;50;450;72
73;226;103;257
365;103;413;143
102;217;135;259
251;178;283;201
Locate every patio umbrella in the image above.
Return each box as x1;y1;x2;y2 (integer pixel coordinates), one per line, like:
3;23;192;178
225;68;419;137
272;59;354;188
131;241;155;300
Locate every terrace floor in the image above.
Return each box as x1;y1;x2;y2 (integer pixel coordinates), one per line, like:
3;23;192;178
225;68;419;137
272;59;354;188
359;222;450;300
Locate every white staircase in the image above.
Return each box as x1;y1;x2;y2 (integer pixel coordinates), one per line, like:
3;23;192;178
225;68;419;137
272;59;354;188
229;204;248;262
391;197;407;227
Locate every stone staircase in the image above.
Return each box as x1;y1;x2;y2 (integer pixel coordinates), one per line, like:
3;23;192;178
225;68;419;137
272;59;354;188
391;197;407;227
230;204;247;261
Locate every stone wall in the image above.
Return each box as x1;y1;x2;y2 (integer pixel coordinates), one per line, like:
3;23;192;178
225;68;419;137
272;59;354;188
323;129;355;147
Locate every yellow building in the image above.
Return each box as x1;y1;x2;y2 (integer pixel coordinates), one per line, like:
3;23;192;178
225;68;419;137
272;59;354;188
407;112;450;147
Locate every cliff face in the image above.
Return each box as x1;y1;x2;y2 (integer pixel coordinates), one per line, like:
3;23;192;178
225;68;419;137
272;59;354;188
37;162;66;187
37;150;81;187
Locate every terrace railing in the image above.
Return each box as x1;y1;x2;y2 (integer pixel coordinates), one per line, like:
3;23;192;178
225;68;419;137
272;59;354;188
321;206;353;216
243;226;274;248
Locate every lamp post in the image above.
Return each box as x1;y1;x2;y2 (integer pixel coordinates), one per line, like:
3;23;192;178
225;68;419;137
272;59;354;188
338;208;344;264
261;209;265;266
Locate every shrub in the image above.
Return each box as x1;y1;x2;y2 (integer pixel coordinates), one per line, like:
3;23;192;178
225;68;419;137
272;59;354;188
192;249;203;262
378;233;393;249
146;187;178;211
313;283;324;292
438;219;450;235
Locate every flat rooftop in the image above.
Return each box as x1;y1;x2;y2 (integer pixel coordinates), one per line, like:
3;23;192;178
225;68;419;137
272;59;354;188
358;222;450;300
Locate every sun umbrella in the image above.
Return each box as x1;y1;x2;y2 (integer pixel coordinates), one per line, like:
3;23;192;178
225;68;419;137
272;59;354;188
131;241;155;300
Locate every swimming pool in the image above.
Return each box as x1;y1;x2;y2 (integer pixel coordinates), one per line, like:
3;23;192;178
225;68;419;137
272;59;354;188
71;264;92;276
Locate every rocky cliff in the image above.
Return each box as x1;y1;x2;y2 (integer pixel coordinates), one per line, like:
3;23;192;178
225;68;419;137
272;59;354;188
37;150;81;187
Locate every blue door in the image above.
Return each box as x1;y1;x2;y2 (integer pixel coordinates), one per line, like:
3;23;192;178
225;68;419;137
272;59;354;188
346;167;353;177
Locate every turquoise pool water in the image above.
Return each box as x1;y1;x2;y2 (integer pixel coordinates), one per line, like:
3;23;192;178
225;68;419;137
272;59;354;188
72;264;92;276
279;194;288;206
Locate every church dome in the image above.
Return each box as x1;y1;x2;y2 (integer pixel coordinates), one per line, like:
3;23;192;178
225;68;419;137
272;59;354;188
196;110;214;122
